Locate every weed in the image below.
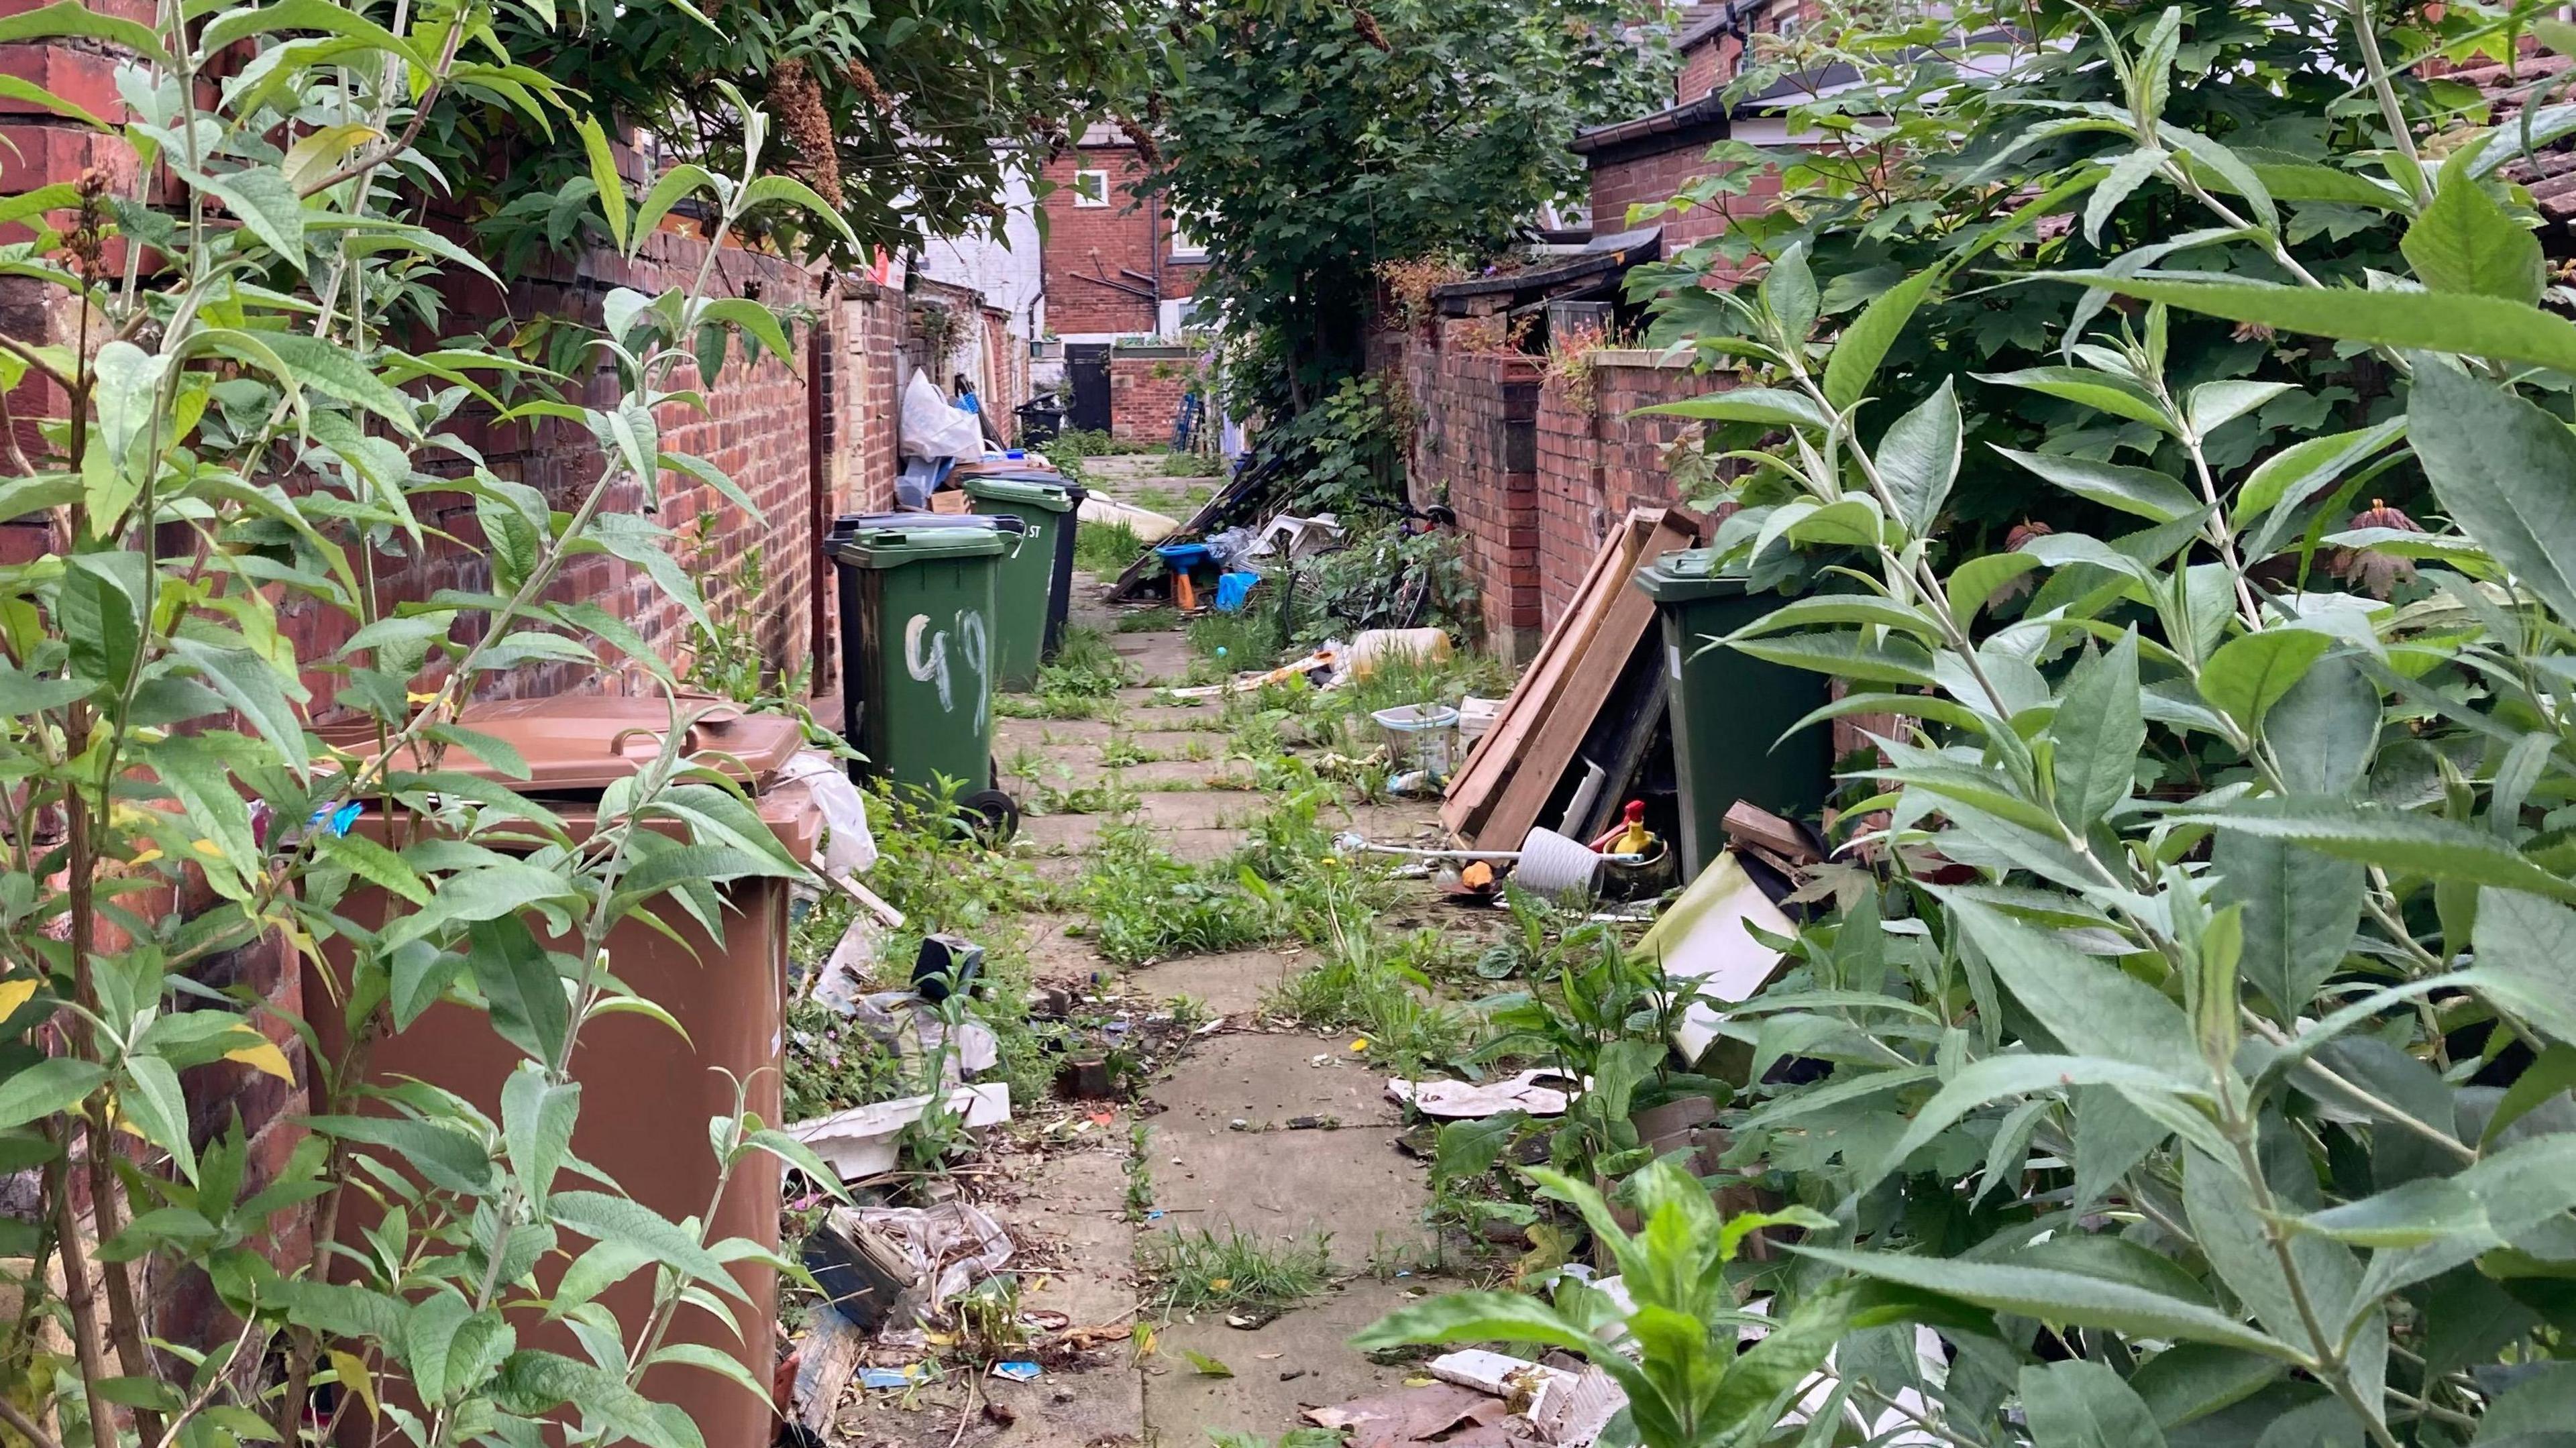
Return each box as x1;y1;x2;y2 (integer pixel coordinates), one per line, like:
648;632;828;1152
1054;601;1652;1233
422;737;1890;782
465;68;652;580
1184;595;1285;683
1116;606;1182;632
782;994;906;1121
1155;450;1222;479
1264;910;1466;1072
1074;518;1146;577
953;1275;1027;1362
1099;734;1155;768
1140;1227;1333;1315
1030;770;1140;817
1164;993;1210;1032
1124;1120;1154;1223
1077;822;1279;964
1004;744;1048;782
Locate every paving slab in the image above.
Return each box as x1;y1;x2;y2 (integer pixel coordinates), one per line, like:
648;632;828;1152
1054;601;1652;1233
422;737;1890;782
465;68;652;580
1119;704;1230;732
1140;1035;1428;1254
1141;1279;1423;1441
1116;730;1226;763
1112;632;1197;686
1127;948;1308;1018
1136;791;1250;832
997;717;1117;751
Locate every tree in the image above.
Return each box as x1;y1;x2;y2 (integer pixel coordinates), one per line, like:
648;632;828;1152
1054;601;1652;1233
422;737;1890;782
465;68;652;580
1146;0;1677;413
419;0;1155;269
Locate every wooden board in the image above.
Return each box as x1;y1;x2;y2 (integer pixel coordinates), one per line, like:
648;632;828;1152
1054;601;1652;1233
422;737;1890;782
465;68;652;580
1440;512;1655;837
1472;508;1703;851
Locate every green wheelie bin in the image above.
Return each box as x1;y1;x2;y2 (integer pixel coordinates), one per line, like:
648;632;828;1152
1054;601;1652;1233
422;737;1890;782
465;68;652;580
961;472;1087;691
1631;549;1833;883
835;517;1022;835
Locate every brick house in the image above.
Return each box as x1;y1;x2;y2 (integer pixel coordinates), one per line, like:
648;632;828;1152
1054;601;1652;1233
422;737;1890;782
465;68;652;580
1574;0;1830;250
1035;125;1210;441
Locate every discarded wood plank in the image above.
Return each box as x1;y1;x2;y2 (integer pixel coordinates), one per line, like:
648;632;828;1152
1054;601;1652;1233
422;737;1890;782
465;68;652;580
1720;800;1823;865
1473;508;1703;852
822;869;906;930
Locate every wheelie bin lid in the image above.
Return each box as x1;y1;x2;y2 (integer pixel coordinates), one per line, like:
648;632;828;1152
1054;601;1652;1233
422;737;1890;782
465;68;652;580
961;474;1087;511
1633;549;1756;602
827;510;1025;544
836;520;1014;569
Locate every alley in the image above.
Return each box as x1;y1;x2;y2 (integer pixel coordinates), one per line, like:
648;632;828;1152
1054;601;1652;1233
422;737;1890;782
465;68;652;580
810;453;1493;1448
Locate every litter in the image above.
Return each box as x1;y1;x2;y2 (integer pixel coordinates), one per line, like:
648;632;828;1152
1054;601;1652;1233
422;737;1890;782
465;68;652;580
1428;1349;1576;1417
1079;493;1180;543
790;1308;875;1431
1387;1070;1580;1119
802;1213;919;1331
859;1366;923;1391
989;1361;1042;1383
1247;511;1345;560
1213;569;1261;612
1163;649;1336;700
1303;1382;1511;1448
900;372;984;461
785;1083;1014;1181
1631;851;1796;1067
1345;626;1452;678
1373;704;1461;783
775;750;880;876
853;1199;1015;1308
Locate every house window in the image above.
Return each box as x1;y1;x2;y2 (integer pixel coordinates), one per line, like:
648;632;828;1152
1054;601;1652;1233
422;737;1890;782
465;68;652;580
1774;9;1800;36
1170;217;1207;261
1072;169;1111;207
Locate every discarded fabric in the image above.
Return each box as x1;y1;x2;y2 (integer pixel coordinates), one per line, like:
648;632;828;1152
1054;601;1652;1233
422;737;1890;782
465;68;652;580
1387;1070;1580;1119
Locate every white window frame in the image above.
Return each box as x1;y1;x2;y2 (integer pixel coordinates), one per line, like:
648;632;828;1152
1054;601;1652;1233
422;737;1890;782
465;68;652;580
1072;169;1112;207
1169;216;1207;261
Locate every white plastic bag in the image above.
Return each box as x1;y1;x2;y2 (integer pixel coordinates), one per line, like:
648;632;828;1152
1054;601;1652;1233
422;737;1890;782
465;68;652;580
778;750;879;876
899;372;984;461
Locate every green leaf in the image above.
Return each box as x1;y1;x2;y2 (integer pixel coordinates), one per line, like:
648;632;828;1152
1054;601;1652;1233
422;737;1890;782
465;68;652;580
2053;630;2145;825
2469;889;2576;1044
60;551;147;689
1943;897;2208;1082
0;1057;107;1130
1994;447;2200;523
1785;1245;2298;1358
259;331;421;437
494;1350;702;1448
1974;366;2173;431
2262;655;2379;796
740;174;859;249
698;297;795;370
2175;799;2576;905
1762;241;1820;343
1878;378;1960;535
1730;632;1936;687
197;0;421;66
2212;830;2363;1020
306;1115;493;1196
2022;1359;2169;1448
1633;386;1827;431
2235;421;2407;524
1823;267;1935;410
2406;359;2576;625
630;164;716;255
1182;1349;1234;1378
2403;160;2544;305
547;1190;746;1300
180;164;307;272
2043;272;2576;375
469;917;571;1066
1350;1290;1602;1357
500;1066;580;1207
2127;1344;2281;1429
2186;380;2295;439
575;114;629;252
0;1;168;63
2483;1042;2576;1146
168;640;309;770
1950;553;2043;620
2198;630;2334;734
2086;148;2169;247
1860;1054;2200;1199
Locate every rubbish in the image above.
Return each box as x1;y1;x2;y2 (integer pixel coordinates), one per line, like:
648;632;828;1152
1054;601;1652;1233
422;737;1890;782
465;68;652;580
1509;826;1613;898
1389;769;1437;797
854;1200;1015;1307
1429;1349;1576;1420
1163;649;1335;700
912;933;985;1003
1443;508;1705;850
1062;1056;1117;1099
859;1366;923;1390
1345;627;1452;678
1456;696;1502;747
806;915;885;1012
1719;800;1823;866
1555;761;1608;836
1591;801;1652;856
989;1361;1042;1383
1388;1070;1579;1119
785;1084;1014;1180
792;1309;875;1431
1213;570;1261;612
1078;493;1180;544
1543;1367;1627;1448
1225;1306;1279;1330
1248;511;1345;560
900;372;985;461
802;1213;920;1331
1303;1383;1509;1448
1373;704;1461;782
1631;851;1796;1068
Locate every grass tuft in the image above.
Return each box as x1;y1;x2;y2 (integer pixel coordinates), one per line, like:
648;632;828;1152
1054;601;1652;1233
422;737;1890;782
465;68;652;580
1140;1227;1334;1315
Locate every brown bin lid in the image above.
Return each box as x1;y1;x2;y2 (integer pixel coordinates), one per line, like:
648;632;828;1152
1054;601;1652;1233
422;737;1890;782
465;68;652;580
325;693;808;795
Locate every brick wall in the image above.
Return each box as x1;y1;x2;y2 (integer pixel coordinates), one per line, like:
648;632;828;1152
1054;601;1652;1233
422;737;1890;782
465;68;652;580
1589;145;1784;250
1405;325;1544;661
1533;352;1717;628
1036;144;1204;337
1110;354;1191;445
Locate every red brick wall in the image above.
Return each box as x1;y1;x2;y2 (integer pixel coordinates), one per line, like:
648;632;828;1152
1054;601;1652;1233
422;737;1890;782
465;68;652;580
1110;355;1191;444
1405;327;1544;660
1534;355;1717;628
1589;146;1785;250
1036;146;1203;336
1678;35;1727;103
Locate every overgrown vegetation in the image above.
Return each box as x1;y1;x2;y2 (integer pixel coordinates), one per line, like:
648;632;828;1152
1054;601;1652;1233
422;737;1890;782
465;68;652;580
1377;4;2576;1446
1140;1227;1334;1316
1074;518;1148;579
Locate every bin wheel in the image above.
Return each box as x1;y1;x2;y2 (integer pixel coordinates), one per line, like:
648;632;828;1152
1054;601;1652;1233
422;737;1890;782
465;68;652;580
960;787;1020;844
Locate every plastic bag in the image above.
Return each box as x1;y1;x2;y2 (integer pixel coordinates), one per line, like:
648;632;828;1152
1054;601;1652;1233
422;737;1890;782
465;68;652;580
899;371;983;461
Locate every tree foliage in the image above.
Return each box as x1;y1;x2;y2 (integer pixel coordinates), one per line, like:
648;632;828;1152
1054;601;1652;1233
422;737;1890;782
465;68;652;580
0;1;846;1443
1146;0;1678;412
